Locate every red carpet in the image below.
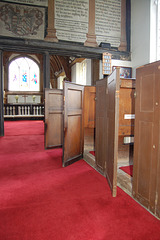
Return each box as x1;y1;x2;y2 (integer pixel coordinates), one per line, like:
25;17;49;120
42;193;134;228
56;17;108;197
0;121;160;240
119;165;133;177
89;150;95;156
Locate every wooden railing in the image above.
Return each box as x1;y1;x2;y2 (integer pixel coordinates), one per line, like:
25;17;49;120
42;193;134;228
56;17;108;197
4;104;44;119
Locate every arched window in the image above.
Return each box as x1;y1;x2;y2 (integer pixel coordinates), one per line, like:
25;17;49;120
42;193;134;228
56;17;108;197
8;56;40;91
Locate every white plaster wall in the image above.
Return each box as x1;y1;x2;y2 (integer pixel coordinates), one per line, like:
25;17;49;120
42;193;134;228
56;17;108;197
99;60;103;79
71;64;77;83
57;76;64;89
86;59;91;85
71;59;92;85
150;0;157;62
131;0;150;77
76;63;81;84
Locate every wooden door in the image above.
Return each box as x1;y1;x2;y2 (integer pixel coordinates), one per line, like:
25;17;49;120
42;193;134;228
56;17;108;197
95;78;107;174
63;82;84;167
84;86;96;128
106;69;120;197
44;89;63;149
133;62;160;217
156;158;160;218
95;68;120;197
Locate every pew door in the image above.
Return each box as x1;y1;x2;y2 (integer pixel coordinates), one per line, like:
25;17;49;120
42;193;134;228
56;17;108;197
106;68;120;197
95;69;120;197
133;62;160;217
63;82;84;167
44;89;63;149
95;78;107;174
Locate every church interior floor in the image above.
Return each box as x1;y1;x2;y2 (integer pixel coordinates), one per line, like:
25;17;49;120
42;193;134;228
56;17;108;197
84;128;133;197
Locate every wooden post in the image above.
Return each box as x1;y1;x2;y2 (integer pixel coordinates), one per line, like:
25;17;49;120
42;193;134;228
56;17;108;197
84;0;98;47
45;0;58;42
0;50;4;136
43;52;50;89
118;0;127;51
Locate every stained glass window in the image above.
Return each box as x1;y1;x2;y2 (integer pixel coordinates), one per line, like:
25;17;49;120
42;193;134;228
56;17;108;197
9;57;40;91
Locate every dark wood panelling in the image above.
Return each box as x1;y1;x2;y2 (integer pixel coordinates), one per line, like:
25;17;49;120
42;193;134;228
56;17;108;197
95;69;120;197
133;61;160;217
0;37;131;60
92;59;99;86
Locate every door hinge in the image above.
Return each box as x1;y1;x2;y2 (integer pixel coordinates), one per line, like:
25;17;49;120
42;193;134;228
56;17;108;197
104;161;106;169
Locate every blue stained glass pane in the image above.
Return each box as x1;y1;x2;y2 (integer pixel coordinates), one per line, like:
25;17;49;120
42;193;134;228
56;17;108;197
32;73;37;84
22;72;27;82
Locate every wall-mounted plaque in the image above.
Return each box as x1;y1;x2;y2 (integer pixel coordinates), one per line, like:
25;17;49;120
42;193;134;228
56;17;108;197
0;3;45;39
55;0;89;43
95;0;121;47
102;53;112;75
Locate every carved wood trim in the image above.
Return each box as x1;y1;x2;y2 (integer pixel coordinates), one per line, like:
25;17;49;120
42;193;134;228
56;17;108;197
84;0;98;47
118;0;127;51
45;0;58;42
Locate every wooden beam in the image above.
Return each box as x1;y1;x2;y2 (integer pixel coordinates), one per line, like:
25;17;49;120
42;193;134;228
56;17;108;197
69;58;85;67
43;52;50;89
0;37;131;61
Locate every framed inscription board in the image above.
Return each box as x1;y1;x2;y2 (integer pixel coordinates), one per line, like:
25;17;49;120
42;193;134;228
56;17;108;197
95;0;121;47
55;0;89;43
102;53;112;75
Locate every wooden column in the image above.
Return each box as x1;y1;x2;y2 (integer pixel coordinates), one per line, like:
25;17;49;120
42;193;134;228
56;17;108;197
43;52;50;89
118;0;127;51
45;0;58;42
84;0;98;47
91;59;99;86
0;50;4;136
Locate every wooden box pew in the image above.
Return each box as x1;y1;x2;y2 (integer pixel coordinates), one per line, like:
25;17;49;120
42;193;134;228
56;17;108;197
118;78;136;163
83;78;136;164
